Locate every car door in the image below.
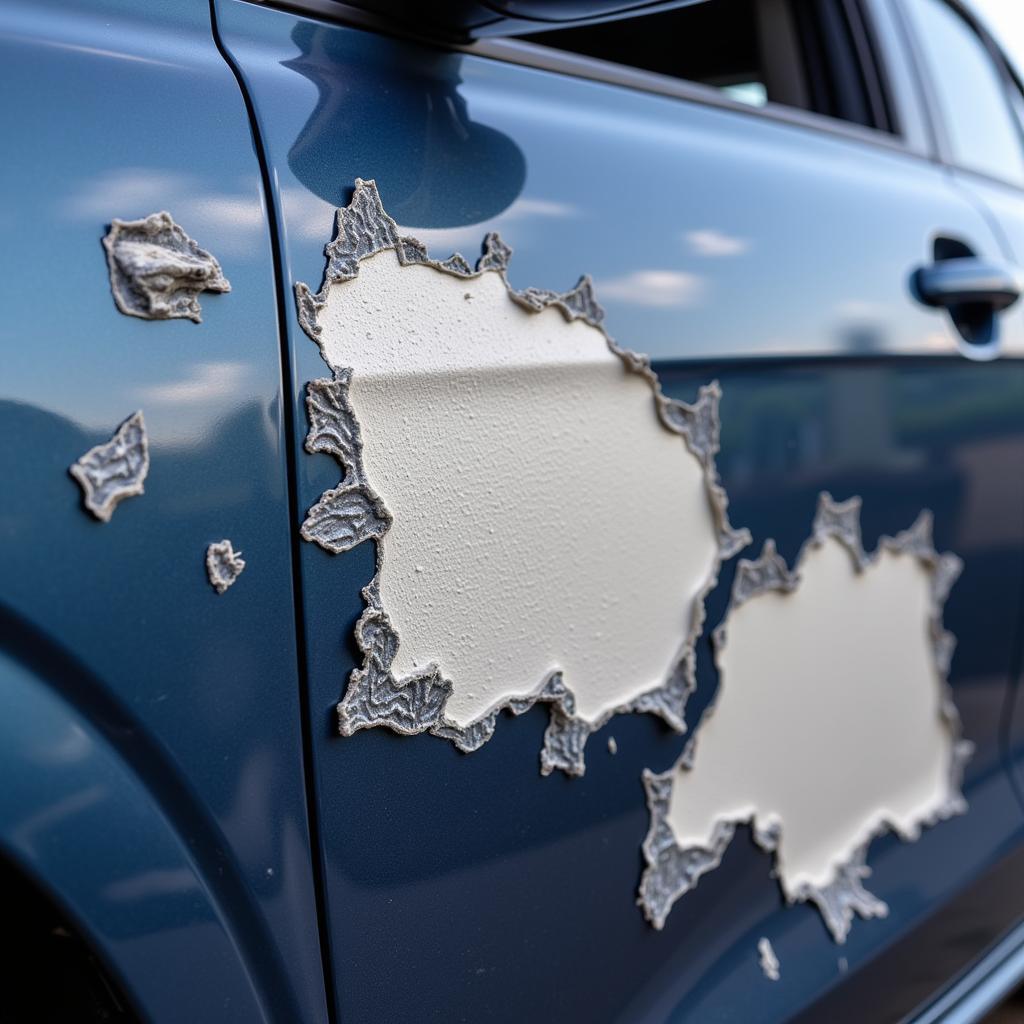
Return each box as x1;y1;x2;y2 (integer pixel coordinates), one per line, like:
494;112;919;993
214;0;1024;1020
892;0;1024;852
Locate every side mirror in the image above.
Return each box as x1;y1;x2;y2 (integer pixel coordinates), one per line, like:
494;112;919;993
319;0;710;41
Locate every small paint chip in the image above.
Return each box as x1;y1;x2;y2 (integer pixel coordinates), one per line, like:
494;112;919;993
103;211;230;322
206;540;245;594
607;736;618;755
70;411;149;521
758;938;780;981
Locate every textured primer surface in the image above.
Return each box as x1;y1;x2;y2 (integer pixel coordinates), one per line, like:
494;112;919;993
295;179;748;775
639;493;971;942
70;411;150;522
103;211;230;322
758;938;780;982
206;540;246;594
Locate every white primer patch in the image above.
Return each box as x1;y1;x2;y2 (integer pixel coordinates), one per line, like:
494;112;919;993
295;179;748;774
639;493;971;942
321;255;716;727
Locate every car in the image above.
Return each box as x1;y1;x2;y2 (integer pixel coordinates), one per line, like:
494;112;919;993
4;0;1024;1020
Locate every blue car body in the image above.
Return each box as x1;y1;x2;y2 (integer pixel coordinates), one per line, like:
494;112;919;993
3;0;1024;1020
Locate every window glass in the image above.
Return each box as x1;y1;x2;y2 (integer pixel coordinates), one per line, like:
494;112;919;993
523;0;768;103
904;0;1024;185
521;0;883;129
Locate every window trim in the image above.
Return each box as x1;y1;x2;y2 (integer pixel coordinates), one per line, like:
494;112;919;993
844;0;897;133
252;0;922;158
890;0;1024;194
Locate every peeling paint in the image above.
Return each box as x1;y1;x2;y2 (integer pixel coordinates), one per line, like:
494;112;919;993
607;736;618;756
69;411;149;521
206;540;245;594
295;178;748;775
103;211;230;322
638;493;970;942
758;938;780;981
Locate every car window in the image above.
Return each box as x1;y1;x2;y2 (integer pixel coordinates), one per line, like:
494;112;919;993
904;0;1024;185
520;0;889;131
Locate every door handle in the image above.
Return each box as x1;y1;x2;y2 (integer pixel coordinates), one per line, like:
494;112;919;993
914;257;1024;313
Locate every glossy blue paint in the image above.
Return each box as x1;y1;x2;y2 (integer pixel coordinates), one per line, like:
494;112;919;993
892;0;1024;883
215;1;1024;1020
912;919;1024;1024
4;0;1024;1019
940;134;1024;835
0;2;326;1021
0;636;267;1021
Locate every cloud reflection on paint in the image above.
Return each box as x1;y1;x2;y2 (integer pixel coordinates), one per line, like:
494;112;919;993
596;269;705;309
136;361;252;405
62;167;265;257
281;185;336;245
278;190;581;259
405;196;579;255
684;228;750;257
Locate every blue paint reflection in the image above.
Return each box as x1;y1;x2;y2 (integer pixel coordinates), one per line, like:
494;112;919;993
285;23;526;225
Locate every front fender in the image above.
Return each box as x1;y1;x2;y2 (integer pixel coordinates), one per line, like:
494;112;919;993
0;633;270;1024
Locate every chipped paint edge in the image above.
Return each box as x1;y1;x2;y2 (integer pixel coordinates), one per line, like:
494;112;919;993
294;177;750;776
206;539;246;594
69;410;150;522
758;937;780;981
102;211;231;323
638;491;972;942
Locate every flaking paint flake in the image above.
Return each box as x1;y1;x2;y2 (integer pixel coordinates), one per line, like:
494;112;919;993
638;492;971;943
295;178;749;775
758;938;780;982
103;211;230;322
70;411;149;522
206;540;246;594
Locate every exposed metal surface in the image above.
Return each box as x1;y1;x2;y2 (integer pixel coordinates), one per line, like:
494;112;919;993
759;938;781;982
299;371;391;554
300;480;391;554
639;493;971;943
69;411;149;522
295;178;748;775
638;775;737;927
787;843;890;944
206;539;246;593
103;211;231;323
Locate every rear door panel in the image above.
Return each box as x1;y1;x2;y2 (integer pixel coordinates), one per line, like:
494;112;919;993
216;3;1024;1018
